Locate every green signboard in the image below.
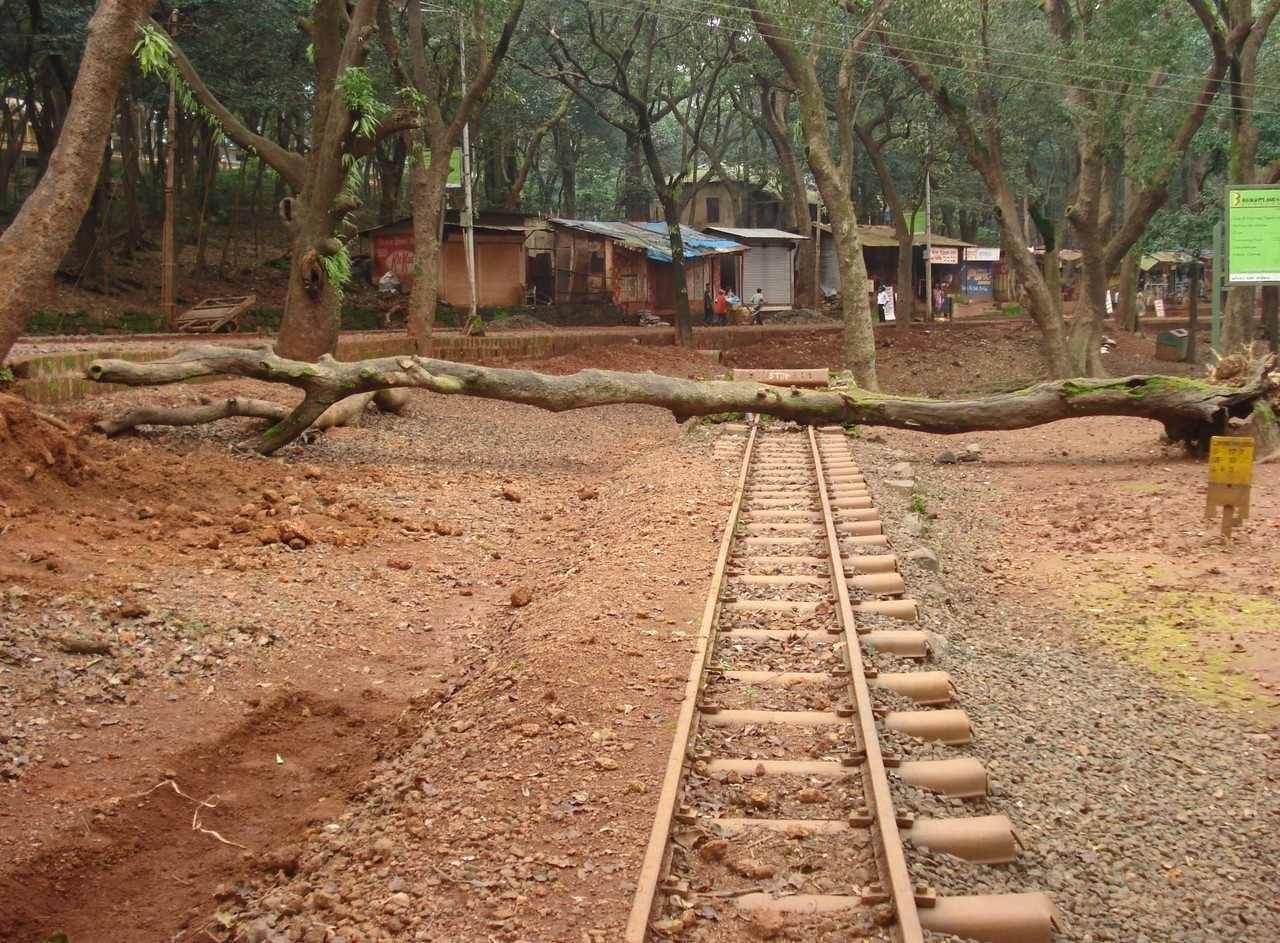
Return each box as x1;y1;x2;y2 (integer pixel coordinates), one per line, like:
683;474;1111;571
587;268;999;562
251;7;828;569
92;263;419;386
1226;185;1280;284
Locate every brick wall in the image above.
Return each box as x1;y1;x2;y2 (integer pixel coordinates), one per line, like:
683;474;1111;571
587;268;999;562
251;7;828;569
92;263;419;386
8;324;839;406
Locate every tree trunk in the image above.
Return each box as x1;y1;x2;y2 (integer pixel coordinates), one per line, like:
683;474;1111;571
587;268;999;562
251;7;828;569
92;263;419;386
117;83;144;254
192;122;219;272
657;194;694;346
894;225;915;322
1262;284;1279;353
376;136;407;224
552;123;576;217
759;85;817;310
1187;263;1201;363
87;344;1279;458
407;152;451;355
827;201;877;383
620;133;649;220
0;0;156;363
1116;253;1140;332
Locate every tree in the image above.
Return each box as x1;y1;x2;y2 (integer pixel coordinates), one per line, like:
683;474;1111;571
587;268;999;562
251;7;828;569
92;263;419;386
154;0;422;359
1044;0;1229;372
748;0;883;389
0;0;157;366
381;0;526;353
880;1;1078;376
1217;0;1280;354
538;0;738;347
740;74;819;311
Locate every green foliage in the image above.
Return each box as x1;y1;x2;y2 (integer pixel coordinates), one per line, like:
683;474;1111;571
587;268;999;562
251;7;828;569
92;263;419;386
699;411;746;424
337;67;390;139
318;243;353;294
133;22;221;135
909;494;927;516
0;366;15;384
133;22;173;80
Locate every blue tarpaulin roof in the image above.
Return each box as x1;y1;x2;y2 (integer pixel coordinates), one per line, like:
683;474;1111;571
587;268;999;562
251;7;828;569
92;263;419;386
549;218;746;263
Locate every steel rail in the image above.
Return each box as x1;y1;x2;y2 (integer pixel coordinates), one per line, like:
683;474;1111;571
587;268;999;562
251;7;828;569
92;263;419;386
624;420;759;942
808;425;926;943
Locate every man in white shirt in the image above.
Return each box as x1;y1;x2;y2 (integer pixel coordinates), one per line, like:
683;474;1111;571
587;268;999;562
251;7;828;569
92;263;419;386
749;288;766;324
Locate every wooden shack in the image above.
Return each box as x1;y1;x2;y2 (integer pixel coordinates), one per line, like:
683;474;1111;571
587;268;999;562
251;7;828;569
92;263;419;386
546;219;746;316
360;211;533;308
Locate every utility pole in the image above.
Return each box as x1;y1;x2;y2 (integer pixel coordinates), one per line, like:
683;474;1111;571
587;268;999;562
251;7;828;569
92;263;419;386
924;141;933;323
161;10;179;330
459;10;479;333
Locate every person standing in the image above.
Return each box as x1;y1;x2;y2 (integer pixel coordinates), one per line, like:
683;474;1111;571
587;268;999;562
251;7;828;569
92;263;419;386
702;283;714;325
749;287;766;324
714;286;728;326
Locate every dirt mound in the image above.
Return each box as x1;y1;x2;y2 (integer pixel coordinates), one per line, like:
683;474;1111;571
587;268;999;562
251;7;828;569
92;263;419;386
0;394;88;499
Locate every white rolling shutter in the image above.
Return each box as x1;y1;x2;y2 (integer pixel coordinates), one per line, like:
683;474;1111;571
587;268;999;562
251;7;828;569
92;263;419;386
744;246;795;306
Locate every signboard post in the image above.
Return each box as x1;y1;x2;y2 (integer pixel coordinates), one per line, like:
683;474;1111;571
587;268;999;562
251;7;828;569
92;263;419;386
1153;298;1166;318
1206;435;1254;541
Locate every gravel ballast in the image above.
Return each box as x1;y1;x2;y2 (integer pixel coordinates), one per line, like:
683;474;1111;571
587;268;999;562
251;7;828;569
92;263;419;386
852;430;1279;943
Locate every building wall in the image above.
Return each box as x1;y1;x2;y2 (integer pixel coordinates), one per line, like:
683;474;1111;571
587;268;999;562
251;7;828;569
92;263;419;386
371;229;526;307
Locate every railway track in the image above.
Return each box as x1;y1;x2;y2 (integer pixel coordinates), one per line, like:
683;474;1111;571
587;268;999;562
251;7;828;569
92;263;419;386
625;417;1060;943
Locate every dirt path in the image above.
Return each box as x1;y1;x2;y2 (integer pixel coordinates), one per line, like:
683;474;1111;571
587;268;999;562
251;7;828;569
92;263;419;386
0;347;735;942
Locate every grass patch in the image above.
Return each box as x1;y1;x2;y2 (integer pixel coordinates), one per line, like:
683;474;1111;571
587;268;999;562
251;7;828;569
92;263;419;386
1077;580;1280;715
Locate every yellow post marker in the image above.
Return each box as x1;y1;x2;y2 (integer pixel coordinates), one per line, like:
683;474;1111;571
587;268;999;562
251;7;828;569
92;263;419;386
1206;436;1254;541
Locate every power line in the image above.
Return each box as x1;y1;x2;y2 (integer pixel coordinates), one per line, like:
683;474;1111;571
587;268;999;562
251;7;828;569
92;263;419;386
569;0;1280;117
611;0;1280;98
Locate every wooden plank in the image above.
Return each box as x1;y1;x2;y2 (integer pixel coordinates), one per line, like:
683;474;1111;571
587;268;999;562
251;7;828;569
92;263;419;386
732;367;830;388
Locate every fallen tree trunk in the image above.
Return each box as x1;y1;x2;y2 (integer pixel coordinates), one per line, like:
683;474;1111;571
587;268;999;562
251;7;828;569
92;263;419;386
85;345;1279;457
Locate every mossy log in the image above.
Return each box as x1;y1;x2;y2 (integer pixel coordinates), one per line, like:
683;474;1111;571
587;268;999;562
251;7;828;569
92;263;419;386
84;344;1279;456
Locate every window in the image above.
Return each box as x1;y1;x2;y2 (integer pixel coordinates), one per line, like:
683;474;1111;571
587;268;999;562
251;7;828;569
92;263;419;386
706;197;720;224
589;251;605;274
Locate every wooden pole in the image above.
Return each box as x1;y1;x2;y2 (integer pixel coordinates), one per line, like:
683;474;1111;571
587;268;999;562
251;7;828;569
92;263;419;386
161;10;178;329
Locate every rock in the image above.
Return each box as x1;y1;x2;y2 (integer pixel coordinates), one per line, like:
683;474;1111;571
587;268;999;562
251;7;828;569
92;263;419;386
748;788;771;809
795;787;824;804
593;756;619;771
277;520;315;547
510;586;533;608
958;442;983;462
903;512;925;537
577;487;599;500
501;486;522;503
386;558;413;571
936;450;958;465
906;547;940;572
888;461;913;478
118;600;149;619
748;909;785;939
884;478;916;495
699;838;730;862
730;859;776;879
55;635;113;656
518;723;541;737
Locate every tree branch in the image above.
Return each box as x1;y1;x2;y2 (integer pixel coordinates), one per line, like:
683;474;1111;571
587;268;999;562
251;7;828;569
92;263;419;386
86;346;1279;455
165;32;307;190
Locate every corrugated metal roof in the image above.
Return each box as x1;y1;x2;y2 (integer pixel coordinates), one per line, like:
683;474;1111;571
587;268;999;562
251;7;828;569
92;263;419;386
812;223;973;248
1141;250;1197;270
705;226;808;242
549;219;746;262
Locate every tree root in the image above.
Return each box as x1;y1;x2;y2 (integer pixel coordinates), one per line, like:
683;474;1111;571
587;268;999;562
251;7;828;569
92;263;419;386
84;344;1279;456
